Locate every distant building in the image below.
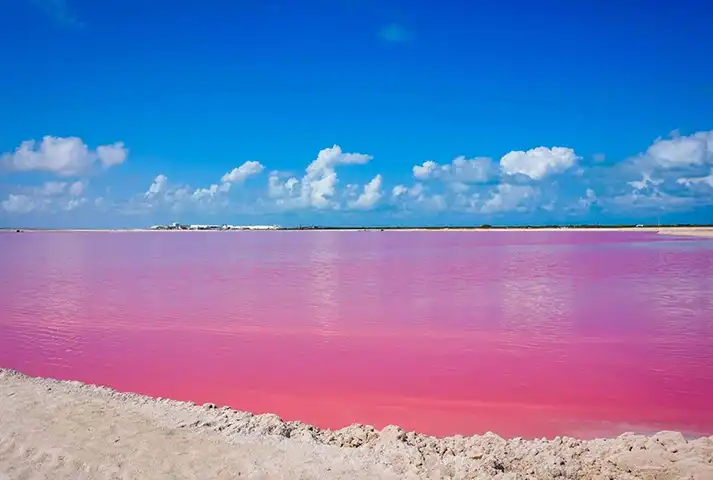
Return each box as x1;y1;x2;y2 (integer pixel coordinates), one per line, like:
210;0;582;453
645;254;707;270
188;224;221;230
150;223;279;230
221;225;279;230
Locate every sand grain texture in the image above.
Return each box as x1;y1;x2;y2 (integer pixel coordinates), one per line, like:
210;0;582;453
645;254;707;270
1;369;712;479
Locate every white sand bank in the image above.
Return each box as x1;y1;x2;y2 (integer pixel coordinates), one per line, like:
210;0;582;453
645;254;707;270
1;369;712;479
657;227;713;238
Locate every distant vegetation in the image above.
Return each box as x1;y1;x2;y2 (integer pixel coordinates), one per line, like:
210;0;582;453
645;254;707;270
282;223;711;231
1;223;711;232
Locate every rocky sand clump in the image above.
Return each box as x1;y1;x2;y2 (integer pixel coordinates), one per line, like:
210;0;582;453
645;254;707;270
1;368;712;479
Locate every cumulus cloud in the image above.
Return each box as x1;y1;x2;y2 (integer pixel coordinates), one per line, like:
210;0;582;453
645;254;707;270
412;161;437;180
628;173;664;191
40;181;67;196
191;182;232;202
391;182;450;212
136;166;256;213
1;194;40;214
481;184;537;213
1;136;128;176
5;128;713;219
608;189;696;211
268;172;300;199
392;182;424;199
644;130;713;169
268;145;373;210
348;175;383;210
139;174;195;209
145;174;169;199
64;197;88;211
577;188;598;210
1;180;92;214
221;161;264;183
68;180;86;197
500;147;580;180
96;142;128;167
413;156;495;184
677;169;713;189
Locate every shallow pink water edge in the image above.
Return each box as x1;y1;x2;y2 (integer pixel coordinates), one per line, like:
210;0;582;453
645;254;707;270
1;231;712;439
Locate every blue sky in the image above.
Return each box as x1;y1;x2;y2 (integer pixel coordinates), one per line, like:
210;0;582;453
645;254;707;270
1;0;712;227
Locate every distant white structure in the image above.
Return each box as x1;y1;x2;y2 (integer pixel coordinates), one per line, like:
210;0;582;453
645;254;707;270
189;224;221;230
149;223;279;231
221;225;279;230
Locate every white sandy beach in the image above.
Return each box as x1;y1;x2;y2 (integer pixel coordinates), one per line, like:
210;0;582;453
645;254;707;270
656;227;713;238
1;369;712;479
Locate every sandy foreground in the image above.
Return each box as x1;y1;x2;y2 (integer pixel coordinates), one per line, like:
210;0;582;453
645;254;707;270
1;370;712;480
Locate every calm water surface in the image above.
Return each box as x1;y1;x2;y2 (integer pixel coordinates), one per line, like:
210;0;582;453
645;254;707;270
1;231;712;438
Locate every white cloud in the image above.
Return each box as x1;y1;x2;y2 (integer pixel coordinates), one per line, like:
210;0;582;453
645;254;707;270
303;145;372;209
628;173;663;191
578;188;598;210
423;194;448;211
136;170;241;212
481;184;537;213
1;136;128;176
1;194;40;214
644;130;713;169
64;197;88;211
221;161;265;183
392;182;423;199
40;181;67;196
1;181;91;214
413;160;438;180
7;128;712;220
268;172;300;199
608;189;696;211
500;146;580;180
269;145;373;210
391;185;406;197
140;174;197;209
348;174;383;210
677;169;713;189
191;182;232;201
191;184;220;201
413;156;495;183
145;174;169;199
391;182;449;212
68;180;86;197
453;192;480;212
448;181;470;193
96;142;128;167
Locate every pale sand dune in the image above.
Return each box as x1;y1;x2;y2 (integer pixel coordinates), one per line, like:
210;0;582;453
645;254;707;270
2;369;713;479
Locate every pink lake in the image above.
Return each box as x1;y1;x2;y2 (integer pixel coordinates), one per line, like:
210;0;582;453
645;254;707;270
1;230;712;439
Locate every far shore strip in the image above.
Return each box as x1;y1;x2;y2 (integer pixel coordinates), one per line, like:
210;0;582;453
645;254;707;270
1;368;712;479
3;226;713;237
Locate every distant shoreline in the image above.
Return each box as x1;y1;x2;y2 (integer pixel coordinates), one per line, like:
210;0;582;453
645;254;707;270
3;226;713;237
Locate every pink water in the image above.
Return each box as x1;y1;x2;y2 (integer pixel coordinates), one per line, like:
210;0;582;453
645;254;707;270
1;231;712;439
